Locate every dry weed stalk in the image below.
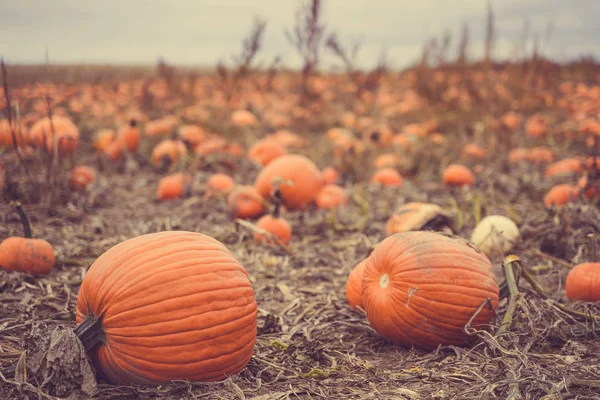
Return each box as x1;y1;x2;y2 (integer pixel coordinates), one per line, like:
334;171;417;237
217;17;267;103
285;0;326;104
1;58;28;175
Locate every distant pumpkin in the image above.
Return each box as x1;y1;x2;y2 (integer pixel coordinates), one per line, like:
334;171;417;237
442;164;474;187
29;116;80;154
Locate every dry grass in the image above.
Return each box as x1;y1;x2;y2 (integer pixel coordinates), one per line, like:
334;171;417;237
1;58;600;399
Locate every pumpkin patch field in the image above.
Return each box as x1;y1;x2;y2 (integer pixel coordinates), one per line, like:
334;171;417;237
2;58;600;398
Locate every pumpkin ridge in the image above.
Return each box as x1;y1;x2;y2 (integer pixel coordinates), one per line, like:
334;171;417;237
109;328;256;375
391;292;494;331
104;277;254;323
79;233;209;310
390;284;499;305
111;335;256;382
389;264;498;282
105;264;251;314
92;247;244;309
106;300;257;336
380;289;451;345
108;317;257;361
389;281;499;298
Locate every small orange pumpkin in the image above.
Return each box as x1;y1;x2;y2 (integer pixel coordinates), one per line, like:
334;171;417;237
205;173;236;198
94;129;116;152
151;139;187;167
178;125;206;147
231;110;259;127
29;116;80;154
228;185;264;219
253;191;292;245
254;154;323;211
247;139;287;166
0;202;55;275
545;158;583;179
370;168;403;187
70;165;97;190
157;173;193;201
544;184;579;207
442;164;474;187
508;148;529;164
117;120;141;152
461;143;486;161
315;184;348;209
321;167;339;185
565;262;600;302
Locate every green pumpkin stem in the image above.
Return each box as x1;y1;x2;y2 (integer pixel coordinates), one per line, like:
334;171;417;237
74;313;106;353
13;201;32;239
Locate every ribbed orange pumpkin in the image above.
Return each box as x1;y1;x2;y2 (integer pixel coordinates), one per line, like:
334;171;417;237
346;259;368;311
75;231;258;384
362;231;499;350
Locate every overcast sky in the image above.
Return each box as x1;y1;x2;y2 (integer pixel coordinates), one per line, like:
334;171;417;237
1;0;598;69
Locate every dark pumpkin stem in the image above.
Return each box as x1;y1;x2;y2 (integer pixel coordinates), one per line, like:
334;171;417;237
129;119;137;128
74;313;106;353
588;234;597;263
272;188;283;219
13;201;32;239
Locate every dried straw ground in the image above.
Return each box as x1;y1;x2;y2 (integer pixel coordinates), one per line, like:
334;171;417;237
1;69;600;399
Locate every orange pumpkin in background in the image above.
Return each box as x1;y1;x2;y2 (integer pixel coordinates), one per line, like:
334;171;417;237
0;202;55;275
443;164;474;187
565;262;600;302
321;166;339;185
544;184;579;207
231;110;259;127
247;139;287;166
228;185;264;219
205;173;236;198
151;139;187;167
118;120;141;152
178;125;206;147
94;129;116;152
370;168;403;187
157;173;193;201
0;119;29;148
29;116;80;154
315;184;348;209
254;154;323;211
70;165;97;190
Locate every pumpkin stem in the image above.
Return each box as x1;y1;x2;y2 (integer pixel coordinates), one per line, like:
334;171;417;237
74;313;106;353
129;119;137;128
588;234;597;263
12;201;32;239
272;187;283;218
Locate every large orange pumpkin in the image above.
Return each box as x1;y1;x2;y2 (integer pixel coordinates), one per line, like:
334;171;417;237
362;231;499;349
75;231;258;384
254;154;322;211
